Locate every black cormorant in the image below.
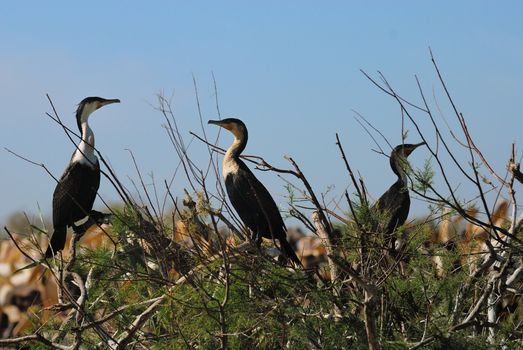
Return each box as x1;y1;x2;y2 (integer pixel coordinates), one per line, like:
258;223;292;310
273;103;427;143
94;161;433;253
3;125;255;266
373;142;425;252
45;97;120;257
208;118;301;266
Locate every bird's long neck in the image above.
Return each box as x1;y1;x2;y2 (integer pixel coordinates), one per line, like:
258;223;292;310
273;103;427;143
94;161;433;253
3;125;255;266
222;134;247;178
72;119;98;167
390;153;408;189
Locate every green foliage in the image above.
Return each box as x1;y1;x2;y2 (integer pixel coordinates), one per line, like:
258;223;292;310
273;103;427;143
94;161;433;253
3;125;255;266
428;333;489;350
413;158;435;194
14;191;523;349
151;254;368;349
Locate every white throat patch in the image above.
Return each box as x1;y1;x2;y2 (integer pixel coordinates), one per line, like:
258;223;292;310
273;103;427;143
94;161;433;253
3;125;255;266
222;154;240;178
222;138;242;177
72;141;98;167
71;121;98;167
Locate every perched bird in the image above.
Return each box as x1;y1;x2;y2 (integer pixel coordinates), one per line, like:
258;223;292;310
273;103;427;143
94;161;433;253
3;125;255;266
208;118;301;266
373;142;425;252
45;97;120;257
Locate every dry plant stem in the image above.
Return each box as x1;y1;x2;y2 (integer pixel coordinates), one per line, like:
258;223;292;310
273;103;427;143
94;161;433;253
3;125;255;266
190;130;268;167
211;208;245;241
363;69;467;200
449;252;496;325
463;275;496;324
366;72;473;210
312;211;338;281
411;75;477;184
0;234;117;349
334;132;373;272
195;126;335;248
412;272;500;349
342;190;370;271
363;290;381;350
97;152;134;206
272;156;335;241
115;296;166;350
330;255;380;349
352;110;392;153
359;53;523;348
389;73;475;206
78;296;165;334
0;333;70;350
311;211;341;319
62;233;116;347
210;72;225;184
425;55;502;240
509;161;523;184
193;75;222;183
54;268;92;344
198;135;305;254
3;226;38;263
10;99;122;248
158;94;198;193
5;153;116;248
335;133;365;205
366;68;521;246
201;173;230;349
45;94;131;206
289;205;316;232
5;147;60;184
486;171;520;344
408;321;479;350
318;208;349;227
127;149;160;221
428;51;507;188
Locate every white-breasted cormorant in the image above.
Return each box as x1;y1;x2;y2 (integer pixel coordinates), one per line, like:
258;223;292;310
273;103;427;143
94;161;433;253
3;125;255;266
45;97;120;257
208;118;301;266
373;142;425;252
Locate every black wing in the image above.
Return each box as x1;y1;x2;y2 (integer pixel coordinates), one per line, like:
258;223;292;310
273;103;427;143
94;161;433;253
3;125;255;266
225;160;287;242
52;160;101;228
373;180;410;236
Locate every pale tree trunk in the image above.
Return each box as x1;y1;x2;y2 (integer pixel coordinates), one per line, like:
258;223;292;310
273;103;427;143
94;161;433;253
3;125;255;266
364;288;381;350
312;211;342;320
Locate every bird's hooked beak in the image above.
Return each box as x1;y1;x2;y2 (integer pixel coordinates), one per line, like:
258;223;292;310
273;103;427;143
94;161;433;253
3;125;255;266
405;142;426;156
412;141;426;149
208;119;223;126
97;98;120;109
208;119;231;130
208;119;246;142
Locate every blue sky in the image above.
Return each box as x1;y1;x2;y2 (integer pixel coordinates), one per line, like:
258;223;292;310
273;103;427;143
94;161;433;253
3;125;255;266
1;2;522;228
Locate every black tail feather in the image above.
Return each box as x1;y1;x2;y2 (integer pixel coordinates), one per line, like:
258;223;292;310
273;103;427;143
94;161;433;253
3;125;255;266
45;226;66;258
279;238;302;267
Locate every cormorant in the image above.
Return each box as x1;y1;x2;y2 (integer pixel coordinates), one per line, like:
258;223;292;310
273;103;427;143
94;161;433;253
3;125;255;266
373;142;425;252
208;118;301;266
45;97;120;258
